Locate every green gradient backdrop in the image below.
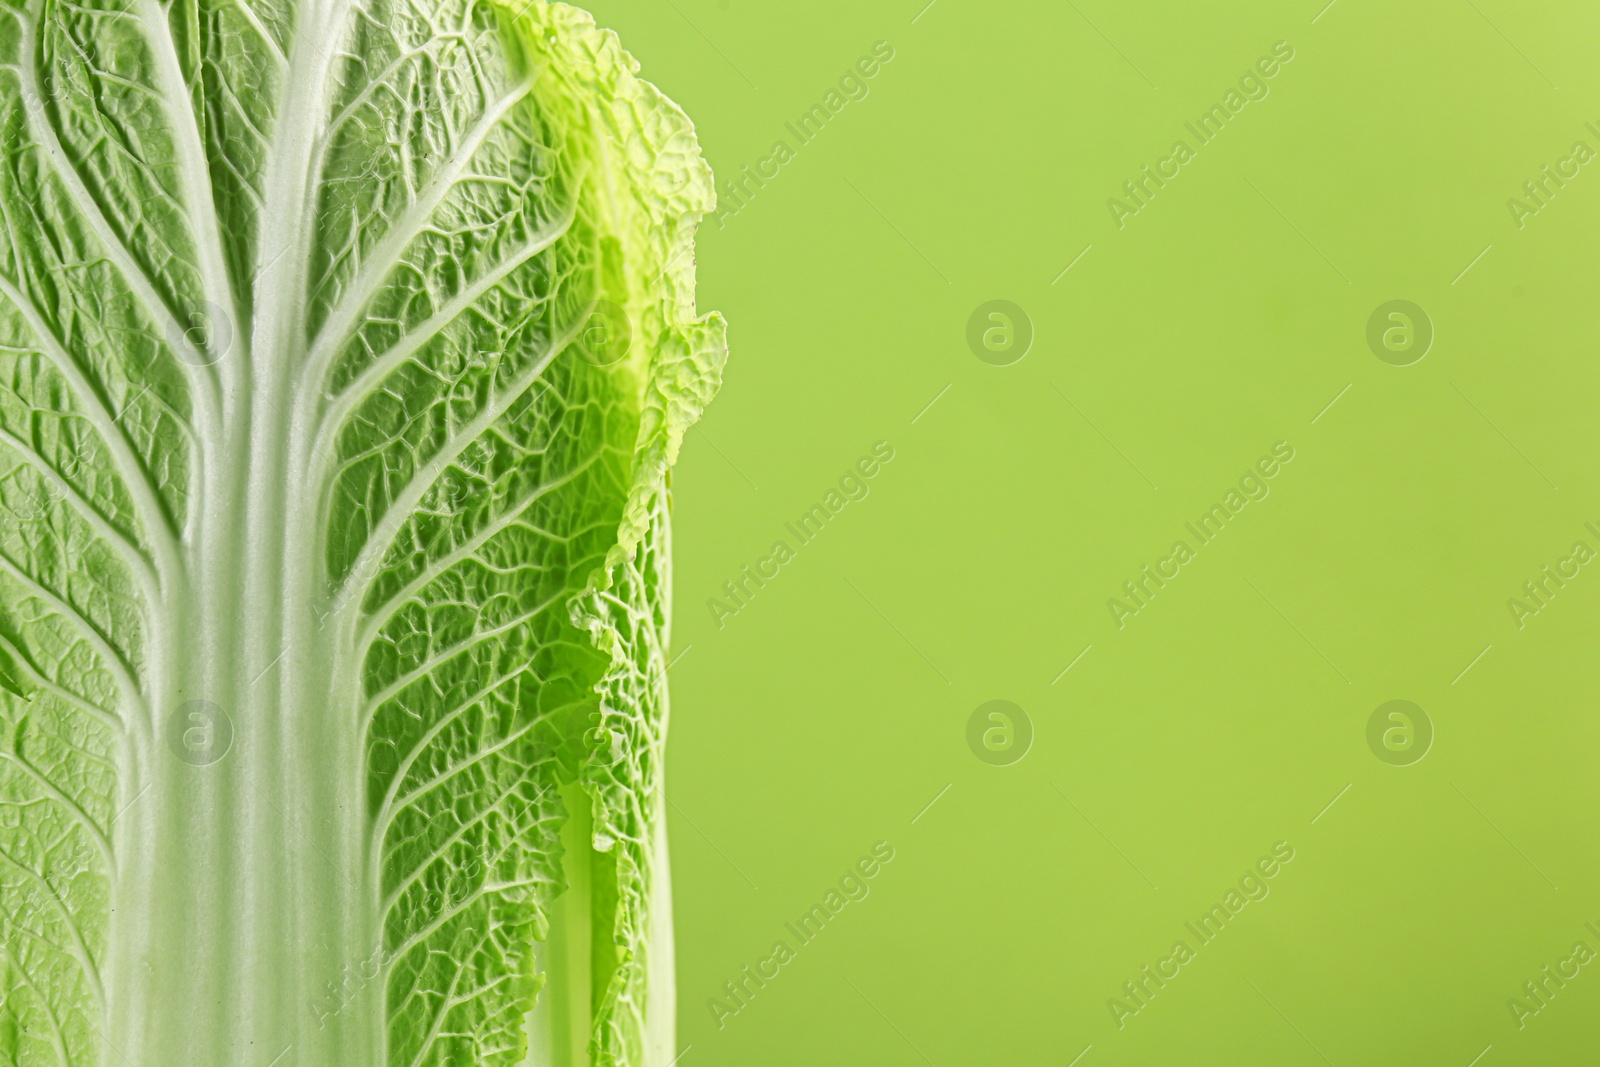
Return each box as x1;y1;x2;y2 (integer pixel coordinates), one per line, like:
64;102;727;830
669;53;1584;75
584;1;1600;1063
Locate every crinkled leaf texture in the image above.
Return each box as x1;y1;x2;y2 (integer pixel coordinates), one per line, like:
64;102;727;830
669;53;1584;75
0;0;724;1063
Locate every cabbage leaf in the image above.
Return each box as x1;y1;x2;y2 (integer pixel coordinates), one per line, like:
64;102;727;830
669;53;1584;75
0;0;723;1062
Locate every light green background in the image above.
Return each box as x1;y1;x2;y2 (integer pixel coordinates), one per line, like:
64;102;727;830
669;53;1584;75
585;1;1600;1063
